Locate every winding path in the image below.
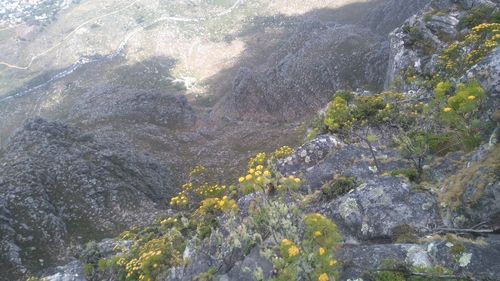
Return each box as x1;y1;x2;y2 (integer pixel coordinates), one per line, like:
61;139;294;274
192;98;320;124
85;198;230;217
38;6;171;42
0;0;243;102
0;0;242;70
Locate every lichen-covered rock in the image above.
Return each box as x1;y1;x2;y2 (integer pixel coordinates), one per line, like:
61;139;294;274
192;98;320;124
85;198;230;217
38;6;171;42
277;135;344;177
385;2;460;90
440;143;500;229
385;0;500;90
321;177;441;241
301;143;408;190
338;244;427;279
224;247;273;281
461;47;500;112
41;260;86;281
0;118;174;280
339;236;500;280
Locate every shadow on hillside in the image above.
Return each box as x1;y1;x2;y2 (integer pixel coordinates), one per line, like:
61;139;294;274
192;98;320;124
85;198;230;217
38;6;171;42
201;0;427;122
202;0;429;123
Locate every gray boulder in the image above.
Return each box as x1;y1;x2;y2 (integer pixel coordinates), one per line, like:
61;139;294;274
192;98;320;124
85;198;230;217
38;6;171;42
320;177;441;241
277;135;345;177
339;236;500;280
41;260;86;281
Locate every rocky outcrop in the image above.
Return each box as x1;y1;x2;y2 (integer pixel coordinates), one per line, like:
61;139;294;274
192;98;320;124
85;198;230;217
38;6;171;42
339;236;500;280
363;0;431;35
68;88;196;130
0;118;175;280
461;47;500;111
277;135;345;177
385;0;500;90
321;177;441;241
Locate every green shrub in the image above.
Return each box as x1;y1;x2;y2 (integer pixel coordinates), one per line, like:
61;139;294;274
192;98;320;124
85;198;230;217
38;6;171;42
83;263;94;278
352;95;387;122
438;23;499;77
390;168;418;182
194;267;218;281
321;177;358;200
394;131;429;181
457;5;500;30
426;133;462;156
324;96;352;132
436;80;486;151
334;90;355;102
270;213;341;281
323;93;397;134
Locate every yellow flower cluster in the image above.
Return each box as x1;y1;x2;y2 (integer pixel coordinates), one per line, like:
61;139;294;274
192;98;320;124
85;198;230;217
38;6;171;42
318;273;329;281
271;146;294;159
170;192;188;206
443;107;452;113
285;175;302;184
280;238;300;259
195;196;238;216
319;247;326;256
248;152;267;169
124;249;163;280
195;183;227;198
239;164;273;185
189;165;206;177
440;23;499;74
160;217;177;226
181;183;193;191
120;230;133;240
288;246;300;257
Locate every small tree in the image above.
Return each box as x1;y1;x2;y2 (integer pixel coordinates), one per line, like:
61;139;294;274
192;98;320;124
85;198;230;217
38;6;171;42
394;130;429;182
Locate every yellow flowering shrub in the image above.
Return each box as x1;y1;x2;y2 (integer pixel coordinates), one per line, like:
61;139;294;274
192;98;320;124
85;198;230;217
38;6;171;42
248;152;267;169
192;195;238;238
271;146;294;159
170;165;237;210
435;80;486;151
169;192;189;207
100;227;186;281
269;213;341;281
323;92;399;134
438;23;499;76
324;96;352;132
189;165;206;177
238;152;302;195
193;196;238;217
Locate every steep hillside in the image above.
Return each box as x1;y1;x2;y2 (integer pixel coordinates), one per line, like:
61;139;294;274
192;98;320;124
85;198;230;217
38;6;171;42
0;118;175;280
31;1;500;281
213;0;430;122
1;0;499;280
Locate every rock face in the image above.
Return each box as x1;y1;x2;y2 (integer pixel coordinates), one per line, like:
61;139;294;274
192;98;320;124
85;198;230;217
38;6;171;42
385;0;500;90
321;177;441;241
68;88;196;130
0;118;175;280
339;236;500;280
363;0;432;35
277;135;345;177
462;47;500;112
